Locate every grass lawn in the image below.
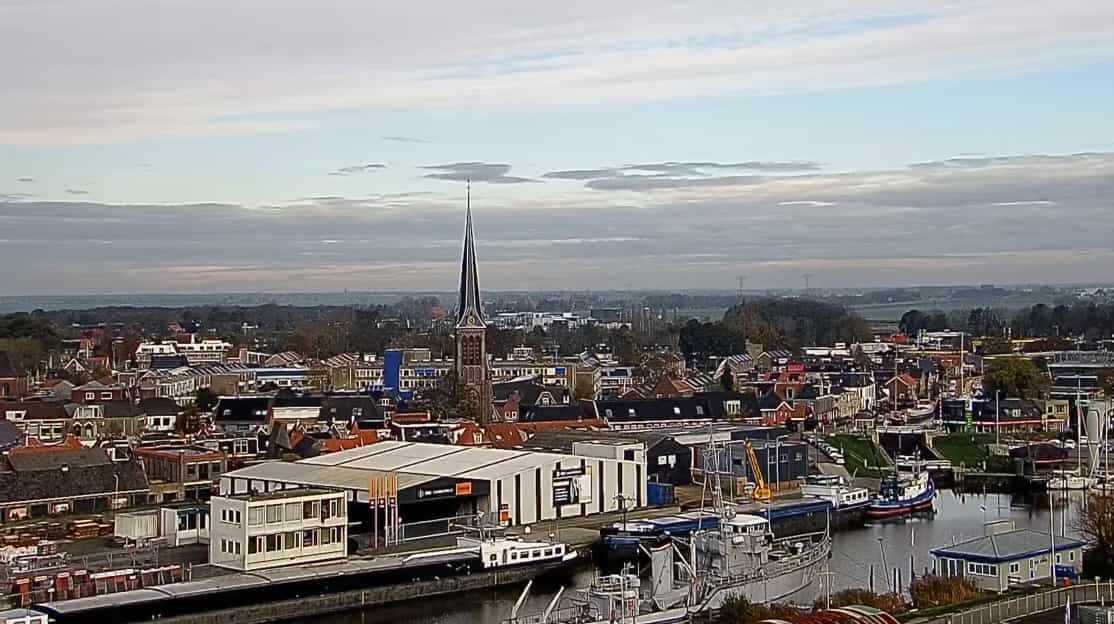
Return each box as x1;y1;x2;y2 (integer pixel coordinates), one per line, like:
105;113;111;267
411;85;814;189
932;433;995;469
829;434;889;478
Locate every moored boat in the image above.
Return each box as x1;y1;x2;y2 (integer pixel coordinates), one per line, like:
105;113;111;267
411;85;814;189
866;466;934;519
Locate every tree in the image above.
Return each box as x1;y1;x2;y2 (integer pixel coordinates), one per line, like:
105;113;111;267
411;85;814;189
1098;369;1114;398
175;405;202;435
1078;493;1114;577
717;595;801;624
195;388;219;412
981;336;1013;355
720;369;735;392
983;357;1048;399
573;377;597;401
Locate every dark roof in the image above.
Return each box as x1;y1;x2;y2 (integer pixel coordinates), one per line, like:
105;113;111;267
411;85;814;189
149;355;190;370
0;400;69;420
593;397;717;423
796;385;821;400
0;352;26;379
8;448;112;472
140;397;181;417
493;379;568;407
973;398;1042;423
213;397;271;422
319;396;382;424
0;449;148;504
758;392;787;411
100;400;145;419
930;529;1084;563
0;420;21;451
522;428;683;454
522;405;583;422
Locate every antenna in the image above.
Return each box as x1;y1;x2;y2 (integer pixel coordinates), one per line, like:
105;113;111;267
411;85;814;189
737;275;747;300
801;273;814;293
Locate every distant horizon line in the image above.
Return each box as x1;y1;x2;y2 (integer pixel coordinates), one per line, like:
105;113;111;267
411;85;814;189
3;281;1112;300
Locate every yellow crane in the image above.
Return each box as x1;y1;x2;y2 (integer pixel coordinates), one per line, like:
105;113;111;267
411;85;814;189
745;440;772;502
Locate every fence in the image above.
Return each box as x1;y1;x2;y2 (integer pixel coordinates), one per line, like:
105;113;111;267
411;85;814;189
921;580;1114;624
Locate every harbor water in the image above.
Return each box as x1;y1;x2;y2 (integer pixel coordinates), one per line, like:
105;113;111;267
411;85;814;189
297;490;1084;624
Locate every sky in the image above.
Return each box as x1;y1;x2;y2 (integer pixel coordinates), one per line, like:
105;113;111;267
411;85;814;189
1;0;1113;295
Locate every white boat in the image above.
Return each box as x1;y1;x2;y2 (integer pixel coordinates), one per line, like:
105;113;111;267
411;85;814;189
800;474;871;510
1048;470;1098;491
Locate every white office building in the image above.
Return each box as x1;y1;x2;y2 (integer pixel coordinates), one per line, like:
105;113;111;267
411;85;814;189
209;489;347;571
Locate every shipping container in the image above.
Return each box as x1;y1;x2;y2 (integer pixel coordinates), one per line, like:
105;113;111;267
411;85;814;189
646;482;674;506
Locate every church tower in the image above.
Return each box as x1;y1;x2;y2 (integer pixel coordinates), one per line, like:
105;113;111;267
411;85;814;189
454;184;492;422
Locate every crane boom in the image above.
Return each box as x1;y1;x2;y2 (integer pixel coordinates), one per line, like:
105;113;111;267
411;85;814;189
746;440;772;502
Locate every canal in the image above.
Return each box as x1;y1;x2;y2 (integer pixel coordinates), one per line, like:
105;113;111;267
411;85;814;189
299;490;1084;624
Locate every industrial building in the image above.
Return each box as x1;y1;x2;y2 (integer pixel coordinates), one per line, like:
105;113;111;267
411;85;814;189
219;441;646;528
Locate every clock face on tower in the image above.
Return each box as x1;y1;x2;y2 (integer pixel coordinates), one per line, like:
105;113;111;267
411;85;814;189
469;315;476;325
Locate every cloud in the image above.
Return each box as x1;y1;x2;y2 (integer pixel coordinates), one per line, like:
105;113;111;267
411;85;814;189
422;162;534;184
65;189;89;195
328;163;386;176
2;151;1112;293
381;135;430;144
17;177;34;183
3;1;1113;145
543;161;818;192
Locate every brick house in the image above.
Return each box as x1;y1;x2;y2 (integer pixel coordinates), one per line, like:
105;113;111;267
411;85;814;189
0;352;29;399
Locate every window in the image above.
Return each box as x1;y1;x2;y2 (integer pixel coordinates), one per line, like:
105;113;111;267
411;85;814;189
1056;554;1062;564
302;529;318;546
285;502;301;522
249;508;263;526
85;392;95;400
604;409;613;419
1010;562;1020;574
967;563;998;576
544;549;553;557
266;504;282;524
658;455;668;466
695;406;704;416
1070;551;1076;562
249;537;261;554
285;532;298;550
673;406;681;416
234;541;241;555
303;501;319;519
266;534;280;552
101;392;113;400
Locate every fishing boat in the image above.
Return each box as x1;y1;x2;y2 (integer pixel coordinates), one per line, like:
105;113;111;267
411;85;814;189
507;441;830;624
597;510;719;561
866;465;934;519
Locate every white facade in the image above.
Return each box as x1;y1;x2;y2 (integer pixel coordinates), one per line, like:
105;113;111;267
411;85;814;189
209;489;347;571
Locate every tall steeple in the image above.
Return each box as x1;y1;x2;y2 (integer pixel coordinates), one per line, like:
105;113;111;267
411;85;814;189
456;181;484;329
453;181;492;423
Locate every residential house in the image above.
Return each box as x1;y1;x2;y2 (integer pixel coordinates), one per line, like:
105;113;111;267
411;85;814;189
136;444;226;503
883;373;919;408
0;447;149;522
755;350;793;373
140;397;182;432
0;401;71;442
212;396;271;434
71;381;128;404
0;352;29;399
588;397;718;430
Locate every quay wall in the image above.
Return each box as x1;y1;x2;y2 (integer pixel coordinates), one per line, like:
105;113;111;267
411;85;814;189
152;563;559;624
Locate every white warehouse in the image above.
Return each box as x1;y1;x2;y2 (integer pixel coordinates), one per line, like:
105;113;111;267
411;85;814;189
219;441;647;527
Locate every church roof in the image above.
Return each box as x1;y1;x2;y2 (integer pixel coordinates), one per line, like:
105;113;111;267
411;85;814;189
456;184;485;329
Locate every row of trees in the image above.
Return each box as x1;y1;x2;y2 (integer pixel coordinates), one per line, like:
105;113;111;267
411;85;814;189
900;302;1114;340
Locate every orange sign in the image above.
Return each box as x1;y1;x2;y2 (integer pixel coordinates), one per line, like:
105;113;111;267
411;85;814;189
455;481;473;496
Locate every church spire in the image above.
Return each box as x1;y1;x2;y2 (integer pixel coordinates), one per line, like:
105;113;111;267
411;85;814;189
456;180;484;328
